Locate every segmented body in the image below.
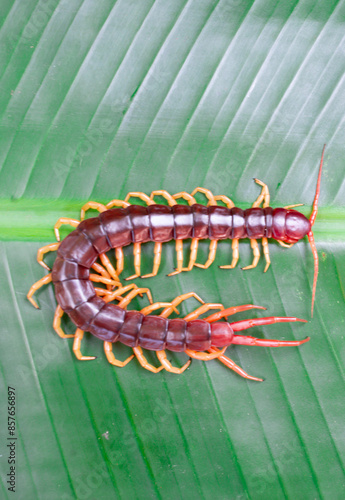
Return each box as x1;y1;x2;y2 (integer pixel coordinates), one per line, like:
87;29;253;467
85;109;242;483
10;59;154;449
28;146;325;378
52;203;309;349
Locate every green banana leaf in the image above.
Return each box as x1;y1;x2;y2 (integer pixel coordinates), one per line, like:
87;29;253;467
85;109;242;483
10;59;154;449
1;1;345;499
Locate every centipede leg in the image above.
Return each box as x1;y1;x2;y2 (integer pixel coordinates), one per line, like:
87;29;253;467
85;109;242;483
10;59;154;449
204;304;266;323
242;239;260;270
54;218;80;241
167;239;184;276
104;342;135;367
99;253;119;281
156;350;191;374
191;187;217;205
159;292;205;318
168;191;199;275
141;242;163;278
37;242;60;270
219;239;239;269
105;200;130;210
208;347;263;382
27;274;52;308
194;239;218;269
53;305;75;338
117;193;156;281
140;302;179;315
99;284;144;301
262;237;271;273
125;243;142;280
91;262;113;291
115;247;124;276
183;303;224;321
169;237;199;276
252;179;270;208
213;195;235;208
115;287;153;307
124;192;156;206
73;329;96;361
184;347;227;360
89;274;120;287
132;347;164;373
150;190;177;206
80;202;107;221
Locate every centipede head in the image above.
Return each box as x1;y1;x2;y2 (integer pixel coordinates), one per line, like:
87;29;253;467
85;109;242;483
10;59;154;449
307;144;326;317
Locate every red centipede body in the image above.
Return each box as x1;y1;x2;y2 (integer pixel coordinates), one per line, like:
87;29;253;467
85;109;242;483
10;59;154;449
28;146;325;378
51;203;310;348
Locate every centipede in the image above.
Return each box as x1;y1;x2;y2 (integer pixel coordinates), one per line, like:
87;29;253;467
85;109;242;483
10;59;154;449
27;146;324;380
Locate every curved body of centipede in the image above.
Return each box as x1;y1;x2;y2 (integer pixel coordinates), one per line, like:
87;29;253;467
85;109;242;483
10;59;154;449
28;219;309;380
26;147;327;379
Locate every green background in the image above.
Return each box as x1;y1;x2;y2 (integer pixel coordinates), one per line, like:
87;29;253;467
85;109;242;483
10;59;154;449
1;0;345;499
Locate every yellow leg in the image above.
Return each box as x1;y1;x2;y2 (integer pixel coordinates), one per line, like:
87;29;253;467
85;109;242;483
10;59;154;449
99;284;143;301
124;192;155;205
156;350;191;374
37;242;60;270
173;191;197;205
242;239;260;270
168;238;199;276
219;239;239;269
53;305;75;338
183;303;224;321
115;247;124;276
91;262;111;280
89;274;120;287
252;179;270;208
262;237;271;273
191;187;217;206
80;201;107;221
54;218;80;241
140;302;179;316
113;287;153;307
194;239;218;269
150;190;177;206
141;242;162;278
184;347;227;360
167;239;183;276
91;262;113;291
125;242;142;280
99;253;119;281
105;200;130;209
277;240;294;248
132;346;164;373
27;274;52;308
104;342;134;367
159;292;205;318
73;329;96;361
284;203;304;209
213;195;235;208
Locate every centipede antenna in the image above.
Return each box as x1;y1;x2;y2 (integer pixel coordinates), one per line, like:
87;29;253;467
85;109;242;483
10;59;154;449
308;230;318;317
307;144;325;316
309;144;326;227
